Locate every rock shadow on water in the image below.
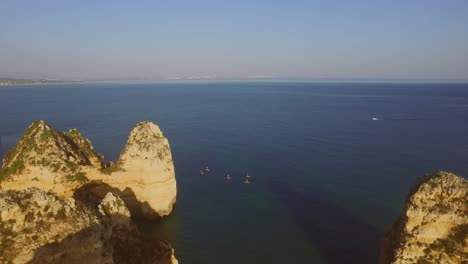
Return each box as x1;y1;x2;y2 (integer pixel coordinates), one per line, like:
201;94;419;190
266;180;381;264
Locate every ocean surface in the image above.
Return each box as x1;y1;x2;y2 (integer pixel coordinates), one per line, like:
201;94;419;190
1;81;468;263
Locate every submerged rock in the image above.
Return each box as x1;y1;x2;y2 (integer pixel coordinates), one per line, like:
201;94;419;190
380;171;468;264
0;188;177;264
0;120;177;219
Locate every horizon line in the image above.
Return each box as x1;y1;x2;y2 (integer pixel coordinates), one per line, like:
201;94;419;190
3;76;468;82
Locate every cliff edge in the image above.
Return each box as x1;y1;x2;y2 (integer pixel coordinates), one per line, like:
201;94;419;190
106;121;177;218
380;171;467;264
0;120;104;196
0;188;177;264
0;120;177;219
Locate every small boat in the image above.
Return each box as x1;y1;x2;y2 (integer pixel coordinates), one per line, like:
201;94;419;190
225;174;231;180
245;173;251;179
200;170;205;175
244;179;251;184
372;117;380;121
205;166;210;172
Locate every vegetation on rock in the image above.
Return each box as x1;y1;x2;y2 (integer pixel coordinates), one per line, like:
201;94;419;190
0;160;25;182
1;120;105;181
381;171;468;264
1;120;177;219
40;131;53;140
65;172;89;184
0;188;178;263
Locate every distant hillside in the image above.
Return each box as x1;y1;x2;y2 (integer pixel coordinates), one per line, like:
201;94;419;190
0;78;80;85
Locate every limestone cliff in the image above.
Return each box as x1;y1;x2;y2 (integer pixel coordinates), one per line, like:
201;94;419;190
0;120;177;219
109;121;177;218
0;120;104;196
0;188;177;264
381;171;468;264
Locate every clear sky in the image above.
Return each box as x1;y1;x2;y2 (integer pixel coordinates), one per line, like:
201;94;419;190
1;0;467;80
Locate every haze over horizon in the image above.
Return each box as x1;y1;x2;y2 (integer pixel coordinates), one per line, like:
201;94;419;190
1;0;468;81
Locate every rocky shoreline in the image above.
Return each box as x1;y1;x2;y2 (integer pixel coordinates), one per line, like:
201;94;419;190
0;120;178;263
0;120;177;219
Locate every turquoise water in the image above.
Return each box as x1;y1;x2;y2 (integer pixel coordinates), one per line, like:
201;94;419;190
1;81;468;263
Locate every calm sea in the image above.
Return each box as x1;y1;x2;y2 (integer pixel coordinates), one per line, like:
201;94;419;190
1;81;467;263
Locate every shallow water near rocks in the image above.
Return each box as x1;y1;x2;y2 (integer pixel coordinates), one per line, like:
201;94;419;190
1;81;468;263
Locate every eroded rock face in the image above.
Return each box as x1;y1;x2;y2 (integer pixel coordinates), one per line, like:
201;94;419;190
381;171;468;264
1;121;104;171
0;121;104;196
0;188;177;264
111;121;177;218
0;120;177;219
0;188;108;264
99;192;131;220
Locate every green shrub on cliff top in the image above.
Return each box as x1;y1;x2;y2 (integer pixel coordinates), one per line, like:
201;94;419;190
40;131;53;140
3;144;20;166
65;172;89;184
0;160;25;182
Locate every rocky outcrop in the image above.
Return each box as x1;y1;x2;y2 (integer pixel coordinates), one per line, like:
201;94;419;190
0;120;104;196
381;171;468;264
0;188;177;264
107;121;177;218
0;120;177;219
0;188;102;263
98;192;132;224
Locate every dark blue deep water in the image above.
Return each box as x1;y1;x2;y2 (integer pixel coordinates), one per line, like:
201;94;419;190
1;81;468;263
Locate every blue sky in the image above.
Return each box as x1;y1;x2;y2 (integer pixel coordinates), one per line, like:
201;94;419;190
1;0;467;80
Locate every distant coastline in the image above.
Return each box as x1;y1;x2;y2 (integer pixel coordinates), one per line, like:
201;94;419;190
0;78;83;86
1;77;467;86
